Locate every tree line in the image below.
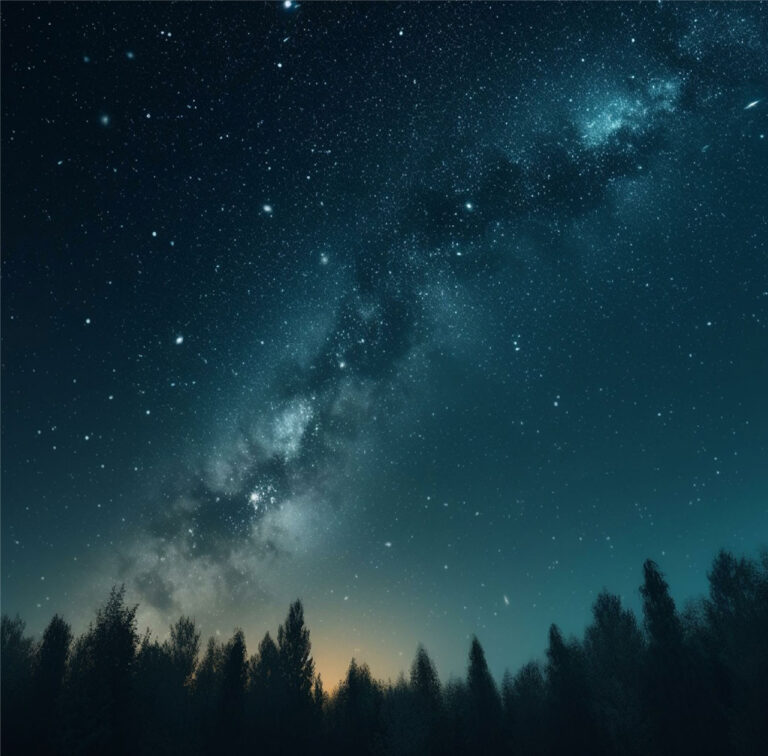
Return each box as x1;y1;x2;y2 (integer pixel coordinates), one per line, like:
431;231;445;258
2;548;767;755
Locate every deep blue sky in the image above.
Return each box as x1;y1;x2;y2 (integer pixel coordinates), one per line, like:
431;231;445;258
2;2;767;685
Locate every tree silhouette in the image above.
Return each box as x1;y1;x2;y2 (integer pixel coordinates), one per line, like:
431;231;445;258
1;615;35;753
502;662;547;756
379;674;413;756
703;550;768;754
129;616;201;756
442;677;470;756
219;629;247;753
277;599;314;701
32;614;73;755
465;636;502;755
408;645;444;755
641;560;684;653
410;645;441;710
59;585;139;756
191;636;224;756
545;623;606;755
583;592;647;755
246;631;282;755
327;658;384;756
276;599;316;751
166;615;200;687
134;629;175;755
640;559;698;756
2;547;767;756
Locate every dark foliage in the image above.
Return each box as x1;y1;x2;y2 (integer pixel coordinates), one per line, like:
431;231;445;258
2;549;767;755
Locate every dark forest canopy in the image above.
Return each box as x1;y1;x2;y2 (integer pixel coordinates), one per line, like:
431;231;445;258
2;548;767;756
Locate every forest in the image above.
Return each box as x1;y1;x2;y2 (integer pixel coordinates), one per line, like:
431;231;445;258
2;549;767;756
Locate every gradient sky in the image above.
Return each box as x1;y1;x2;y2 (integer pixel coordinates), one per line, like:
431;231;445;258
2;2;767;687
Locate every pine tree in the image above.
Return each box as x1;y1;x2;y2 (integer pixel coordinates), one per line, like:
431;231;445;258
641;560;683;653
329;659;383;756
192;636;224;756
466;636;502;755
409;645;443;755
246;632;283;756
276;601;316;751
502;662;547;756
219;629;247;754
546;624;606;755
640;560;692;756
277;599;314;701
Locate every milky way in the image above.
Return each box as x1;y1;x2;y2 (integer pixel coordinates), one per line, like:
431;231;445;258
3;2;767;683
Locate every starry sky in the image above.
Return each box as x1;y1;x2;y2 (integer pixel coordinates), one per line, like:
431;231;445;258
2;2;767;686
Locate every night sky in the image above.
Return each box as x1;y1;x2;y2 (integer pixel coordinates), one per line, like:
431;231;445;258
2;2;767;686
